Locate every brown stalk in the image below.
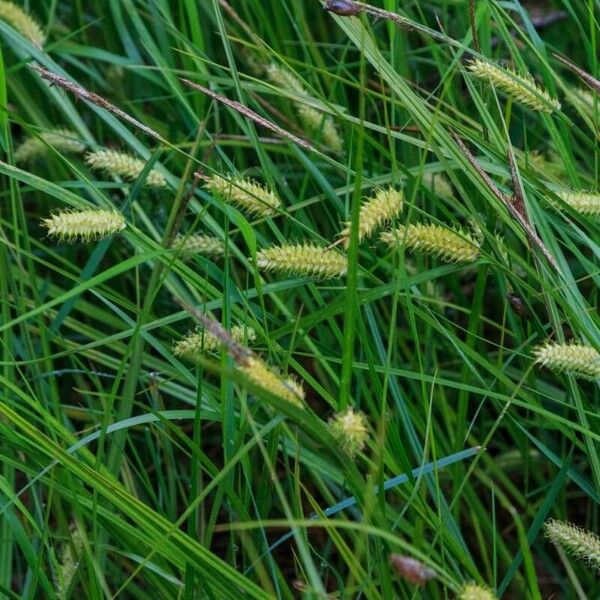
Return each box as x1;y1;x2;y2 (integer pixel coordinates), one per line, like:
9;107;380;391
553;54;600;95
451;132;560;272
180;78;315;152
30;64;164;142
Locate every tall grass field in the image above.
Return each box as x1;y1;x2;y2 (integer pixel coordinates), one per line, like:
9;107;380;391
0;0;599;598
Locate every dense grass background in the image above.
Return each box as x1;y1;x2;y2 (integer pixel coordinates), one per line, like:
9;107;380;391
0;0;599;597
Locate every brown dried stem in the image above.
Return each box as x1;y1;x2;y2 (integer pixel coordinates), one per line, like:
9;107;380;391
181;78;315;152
30;64;164;142
451;132;560;272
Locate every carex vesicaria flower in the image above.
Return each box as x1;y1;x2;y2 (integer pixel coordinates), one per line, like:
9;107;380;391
86;150;166;188
205;174;281;218
41;209;126;243
545;519;600;573
468;59;560;113
257;243;348;279
533;341;600;380
381;223;480;263
339;187;403;248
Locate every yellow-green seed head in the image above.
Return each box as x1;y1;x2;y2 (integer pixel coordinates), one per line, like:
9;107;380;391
381;223;480;263
297;104;343;153
205;174;280;217
421;172;454;198
240;356;304;407
0;1;45;47
42;209;126;243
555;191;600;215
173;233;225;257
567;88;598;117
257;243;348;279
545;519;600;573
339;187;403;248
457;583;497;600
467;60;560;113
329;408;368;457
265;63;306;95
55;524;84;598
265;63;343;153
533;341;600;380
174;325;255;358
14;128;85;163
85;150;166;188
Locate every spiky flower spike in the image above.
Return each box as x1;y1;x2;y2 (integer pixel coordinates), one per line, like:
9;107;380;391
205;174;281;218
555;191;600;215
381;223;480;263
545;519;600;573
339;187;403;248
329;408;369;457
457;583;497;600
174;325;256;357
0;1;45;48
85;150;166;188
266;63;343;153
257;243;348;279
173;233;225;257
467;60;561;113
14;128;85;163
42;209;126;243
55;524;84;598
533;341;600;380
240;356;305;407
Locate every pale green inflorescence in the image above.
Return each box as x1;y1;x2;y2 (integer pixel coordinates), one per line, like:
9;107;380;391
86;150;166;188
545;519;600;573
257;243;348;279
329;408;369;457
266;63;343;153
468;59;560;113
173;233;225;257
457;583;497;600
533;341;600;380
205;174;281;218
555;191;600;215
14;128;85;163
339;187;403;248
42;209;126;243
0;1;45;47
174;325;256;357
240;356;305;407
381;223;480;263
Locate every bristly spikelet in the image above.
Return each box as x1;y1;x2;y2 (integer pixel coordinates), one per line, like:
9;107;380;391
55;524;84;599
14;128;85;163
421;172;454;198
457;583;497;600
555;191;600;215
42;209;126;243
205;174;281;217
533;341;600;379
567;88;598;117
339;187;403;248
174;325;256;357
240;356;305;407
257;243;348;279
545;519;600;573
266;63;343;153
173;233;225;257
467;59;560;113
329;408;369;457
0;1;45;48
381;223;480;263
85;150;166;188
